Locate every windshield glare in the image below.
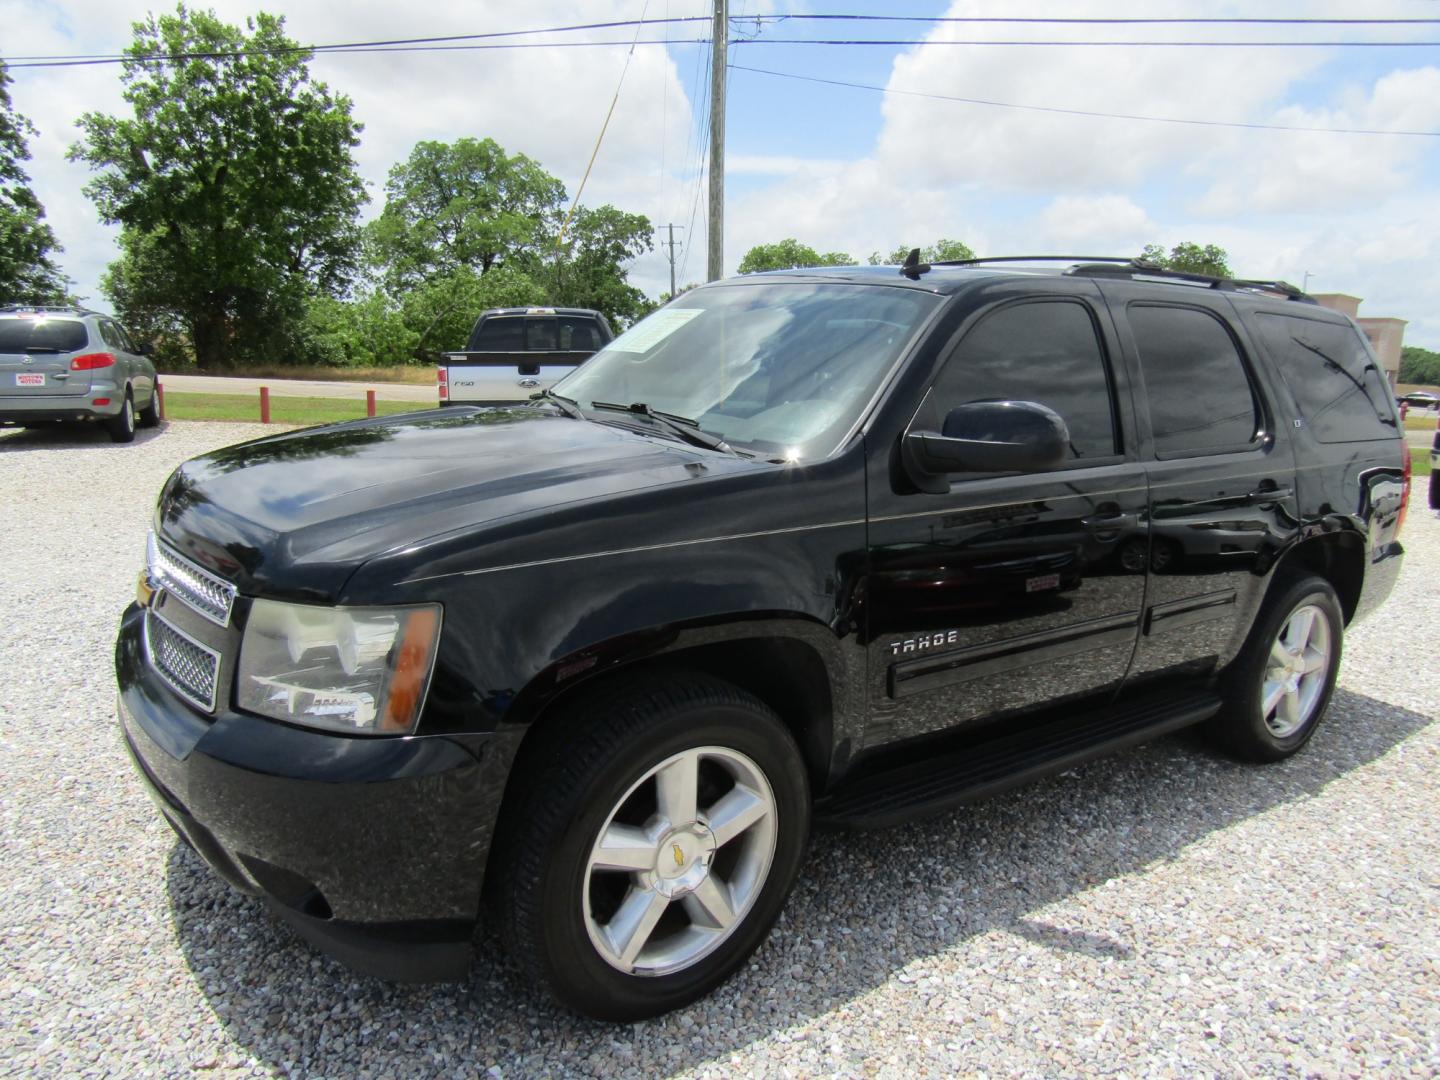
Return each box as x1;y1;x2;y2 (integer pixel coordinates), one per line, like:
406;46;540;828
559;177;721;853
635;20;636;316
552;283;939;459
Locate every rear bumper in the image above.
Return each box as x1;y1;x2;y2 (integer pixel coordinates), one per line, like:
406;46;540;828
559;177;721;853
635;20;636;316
0;389;123;424
115;605;511;981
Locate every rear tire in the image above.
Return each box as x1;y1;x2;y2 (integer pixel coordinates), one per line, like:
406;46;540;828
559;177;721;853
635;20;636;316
1211;574;1343;762
491;673;810;1021
107;390;136;443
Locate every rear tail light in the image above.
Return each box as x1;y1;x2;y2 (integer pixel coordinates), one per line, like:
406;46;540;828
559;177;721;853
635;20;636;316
1397;441;1411;537
92;397;111;406
437;366;448;401
70;352;116;370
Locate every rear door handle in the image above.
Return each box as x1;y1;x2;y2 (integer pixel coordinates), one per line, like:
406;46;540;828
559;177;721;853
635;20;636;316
1082;512;1138;532
1245;486;1293;504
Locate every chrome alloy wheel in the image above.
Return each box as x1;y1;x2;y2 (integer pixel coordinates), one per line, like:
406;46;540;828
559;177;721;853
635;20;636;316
1261;603;1332;738
582;746;777;977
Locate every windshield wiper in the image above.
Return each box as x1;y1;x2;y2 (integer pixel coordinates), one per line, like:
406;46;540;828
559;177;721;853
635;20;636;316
590;400;739;456
529;388;585;420
23;346;61;353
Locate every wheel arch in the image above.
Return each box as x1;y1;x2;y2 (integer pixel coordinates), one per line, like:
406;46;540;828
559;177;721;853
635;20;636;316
504;625;840;793
1269;529;1366;624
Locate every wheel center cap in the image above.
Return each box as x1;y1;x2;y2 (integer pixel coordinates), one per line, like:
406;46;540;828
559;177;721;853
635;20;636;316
651;823;717;898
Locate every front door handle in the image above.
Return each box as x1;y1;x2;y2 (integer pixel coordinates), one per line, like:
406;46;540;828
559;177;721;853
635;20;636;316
1245;485;1293;504
1081;512;1138;535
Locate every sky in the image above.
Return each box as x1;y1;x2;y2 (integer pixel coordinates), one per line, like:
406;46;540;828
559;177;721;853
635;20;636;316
3;0;1439;346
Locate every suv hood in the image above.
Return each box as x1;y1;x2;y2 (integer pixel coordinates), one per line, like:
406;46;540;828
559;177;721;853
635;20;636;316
156;407;756;602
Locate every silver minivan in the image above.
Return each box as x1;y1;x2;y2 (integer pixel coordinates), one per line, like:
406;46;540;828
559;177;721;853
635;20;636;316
0;306;159;443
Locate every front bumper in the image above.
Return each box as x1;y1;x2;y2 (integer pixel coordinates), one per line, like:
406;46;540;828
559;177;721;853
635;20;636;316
116;604;512;981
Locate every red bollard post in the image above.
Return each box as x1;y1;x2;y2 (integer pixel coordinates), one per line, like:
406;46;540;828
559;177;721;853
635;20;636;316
366;389;376;418
156;381;165;420
260;385;270;424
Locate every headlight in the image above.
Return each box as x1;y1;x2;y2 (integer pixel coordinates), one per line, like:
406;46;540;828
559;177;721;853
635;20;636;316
237;599;442;735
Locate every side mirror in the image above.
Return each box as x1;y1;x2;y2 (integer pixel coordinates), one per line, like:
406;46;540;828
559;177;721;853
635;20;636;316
135;342;154;357
904;400;1069;491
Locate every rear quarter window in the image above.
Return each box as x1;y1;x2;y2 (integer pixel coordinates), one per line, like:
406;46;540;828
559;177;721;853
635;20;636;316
1253;313;1398;443
466;317;527;351
0;318;89;353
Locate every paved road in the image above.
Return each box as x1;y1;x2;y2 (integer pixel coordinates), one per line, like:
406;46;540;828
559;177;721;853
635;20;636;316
161;373;437;402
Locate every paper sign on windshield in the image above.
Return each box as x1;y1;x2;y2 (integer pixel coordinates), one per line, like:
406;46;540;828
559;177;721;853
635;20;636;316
605;308;703;353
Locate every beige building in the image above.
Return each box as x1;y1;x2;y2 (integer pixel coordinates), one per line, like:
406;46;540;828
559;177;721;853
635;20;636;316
1310;293;1407;385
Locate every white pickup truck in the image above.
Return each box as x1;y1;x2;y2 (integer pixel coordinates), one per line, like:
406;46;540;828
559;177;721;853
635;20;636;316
438;307;613;406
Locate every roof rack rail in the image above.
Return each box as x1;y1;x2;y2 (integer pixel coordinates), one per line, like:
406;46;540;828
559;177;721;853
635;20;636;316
0;303;101;315
1063;260;1315;303
931;255;1145;268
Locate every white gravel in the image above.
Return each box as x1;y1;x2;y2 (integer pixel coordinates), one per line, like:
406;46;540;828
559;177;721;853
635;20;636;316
1;419;1437;1079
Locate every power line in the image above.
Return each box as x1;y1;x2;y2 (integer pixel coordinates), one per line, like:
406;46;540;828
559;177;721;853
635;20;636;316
731;63;1440;137
754;14;1440;26
11;25;1440;69
4;39;707;69
557;3;652;251
725;38;1440;47
1;17;709;63
10;13;1434;63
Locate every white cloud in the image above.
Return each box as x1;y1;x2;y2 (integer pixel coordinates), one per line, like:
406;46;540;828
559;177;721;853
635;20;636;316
1037;195;1156;252
3;0;707;303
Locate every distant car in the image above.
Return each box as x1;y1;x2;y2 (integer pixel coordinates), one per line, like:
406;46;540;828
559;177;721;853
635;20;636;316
1399;390;1439;409
0;305;159;442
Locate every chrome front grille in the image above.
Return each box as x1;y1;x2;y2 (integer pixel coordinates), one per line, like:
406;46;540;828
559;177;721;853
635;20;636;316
144;610;221;712
147;532;237;626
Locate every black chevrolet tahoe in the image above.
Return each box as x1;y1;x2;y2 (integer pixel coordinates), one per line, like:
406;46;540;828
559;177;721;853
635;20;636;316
117;256;1410;1021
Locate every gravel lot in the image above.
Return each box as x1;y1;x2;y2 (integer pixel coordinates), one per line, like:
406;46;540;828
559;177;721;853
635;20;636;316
2;420;1437;1079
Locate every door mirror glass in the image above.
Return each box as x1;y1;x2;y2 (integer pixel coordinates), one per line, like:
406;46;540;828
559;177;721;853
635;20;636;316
906;399;1070;479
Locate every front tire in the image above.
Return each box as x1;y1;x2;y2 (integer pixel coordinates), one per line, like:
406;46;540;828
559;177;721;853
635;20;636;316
1212;574;1343;762
492;673;810;1021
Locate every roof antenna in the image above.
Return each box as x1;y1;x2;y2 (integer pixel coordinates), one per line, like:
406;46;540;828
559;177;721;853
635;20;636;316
899;247;930;280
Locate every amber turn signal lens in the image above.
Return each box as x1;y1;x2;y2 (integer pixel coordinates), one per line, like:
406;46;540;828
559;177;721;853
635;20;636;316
379;607;442;733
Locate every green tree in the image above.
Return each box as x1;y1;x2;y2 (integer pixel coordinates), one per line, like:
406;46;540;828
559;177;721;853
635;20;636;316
298;292;418;367
544;205;656;326
0;61;67;303
1400;345;1440;385
366;137;565;292
367;137;654;333
70;6;366;367
737;238;854;274
867;238;975;266
400;264;546;355
1139;242;1233;278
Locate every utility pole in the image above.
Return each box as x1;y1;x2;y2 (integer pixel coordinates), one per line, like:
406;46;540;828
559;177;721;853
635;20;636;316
1302;270;1315;292
707;0;727;282
659;224;684;297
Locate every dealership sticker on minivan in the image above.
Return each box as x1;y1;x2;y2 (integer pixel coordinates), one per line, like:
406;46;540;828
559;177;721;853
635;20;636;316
15;374;44;386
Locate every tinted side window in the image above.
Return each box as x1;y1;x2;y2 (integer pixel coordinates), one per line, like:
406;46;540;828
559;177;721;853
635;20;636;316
1129;305;1260;456
933;299;1118;461
113;323;138;353
96;321;120;349
1254;314;1397;443
467;317;526;351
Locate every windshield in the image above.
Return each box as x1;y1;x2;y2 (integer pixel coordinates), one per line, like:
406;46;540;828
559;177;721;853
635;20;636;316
552;283;940;459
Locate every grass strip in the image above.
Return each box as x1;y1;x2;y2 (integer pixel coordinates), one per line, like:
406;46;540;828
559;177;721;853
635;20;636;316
162;392;429;426
160;364;437;385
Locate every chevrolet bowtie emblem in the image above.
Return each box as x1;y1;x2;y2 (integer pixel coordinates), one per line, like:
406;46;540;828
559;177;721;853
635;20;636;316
672;843;685;868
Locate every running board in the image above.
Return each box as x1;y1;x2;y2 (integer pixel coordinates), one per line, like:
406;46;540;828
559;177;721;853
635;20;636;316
815;693;1222;830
